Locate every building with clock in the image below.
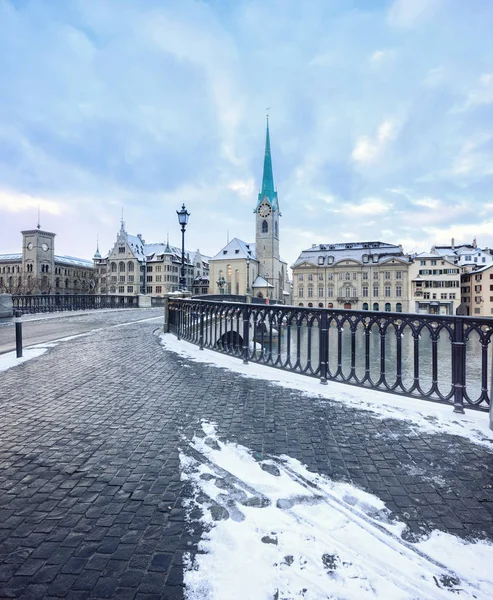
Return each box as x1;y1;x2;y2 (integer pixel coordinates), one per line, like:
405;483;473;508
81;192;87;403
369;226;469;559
0;226;95;294
208;118;290;303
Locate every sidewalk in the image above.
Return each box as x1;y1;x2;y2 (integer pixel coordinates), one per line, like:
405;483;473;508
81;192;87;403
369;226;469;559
0;319;492;599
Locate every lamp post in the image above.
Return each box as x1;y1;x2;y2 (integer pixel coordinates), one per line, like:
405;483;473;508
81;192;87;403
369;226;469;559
176;204;190;290
246;256;251;296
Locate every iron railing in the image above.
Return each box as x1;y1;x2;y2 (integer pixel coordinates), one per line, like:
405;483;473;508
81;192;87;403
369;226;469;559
12;294;139;314
169;298;493;413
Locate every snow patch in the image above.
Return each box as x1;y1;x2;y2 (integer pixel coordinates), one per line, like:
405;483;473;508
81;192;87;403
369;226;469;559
181;422;493;600
160;334;493;449
0;347;49;372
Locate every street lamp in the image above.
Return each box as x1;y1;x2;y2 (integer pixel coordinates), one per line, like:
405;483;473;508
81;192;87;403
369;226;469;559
176;204;190;290
246;256;251;295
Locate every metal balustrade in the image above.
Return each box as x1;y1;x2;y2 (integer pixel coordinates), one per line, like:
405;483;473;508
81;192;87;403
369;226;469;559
169;298;493;413
12;294;138;314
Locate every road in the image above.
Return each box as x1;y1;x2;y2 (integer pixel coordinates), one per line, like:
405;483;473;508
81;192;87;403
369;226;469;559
0;307;163;355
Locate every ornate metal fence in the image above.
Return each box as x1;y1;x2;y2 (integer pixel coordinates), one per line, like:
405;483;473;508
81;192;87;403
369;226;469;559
168;298;493;413
12;294;138;314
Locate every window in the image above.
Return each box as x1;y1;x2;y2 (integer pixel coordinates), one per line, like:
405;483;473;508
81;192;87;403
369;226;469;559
120;275;125;282
147;286;152;293
119;246;125;253
298;287;303;298
128;275;134;282
262;220;268;233
128;262;134;272
352;272;357;280
362;302;369;310
156;275;162;282
127;286;133;293
156;265;161;272
385;303;391;311
373;302;379;311
308;287;313;298
298;274;303;281
384;272;391;280
308;274;313;281
395;271;402;280
327;287;333;297
420;260;426;266
345;272;350;280
362;286;368;297
424;292;430;299
384;286;391;297
328;273;334;280
474;308;481;314
396;285;402;297
441;293;447;299
362;272;368;280
318;286;323;297
338;273;343;280
373;272;379;280
396;302;402;312
318;256;324;265
318;273;324;281
373;286;379;296
119;286;125;293
156;286;162;294
147;265;153;272
362;255;369;263
431;260;436;266
119;262;125;272
146;276;153;282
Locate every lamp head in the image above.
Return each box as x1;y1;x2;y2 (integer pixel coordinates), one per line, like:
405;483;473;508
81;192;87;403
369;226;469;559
177;204;190;226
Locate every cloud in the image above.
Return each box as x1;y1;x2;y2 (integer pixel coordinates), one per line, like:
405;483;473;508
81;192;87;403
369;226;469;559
346;198;393;216
0;190;63;215
387;0;443;28
352;119;400;163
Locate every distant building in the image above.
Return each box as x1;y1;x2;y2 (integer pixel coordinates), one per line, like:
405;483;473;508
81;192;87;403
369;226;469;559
432;239;493;272
0;226;94;295
292;241;410;311
208;238;258;296
408;252;461;315
94;221;209;297
461;264;493;316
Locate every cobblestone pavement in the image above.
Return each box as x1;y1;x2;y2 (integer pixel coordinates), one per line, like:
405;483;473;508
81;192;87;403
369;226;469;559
0;319;493;599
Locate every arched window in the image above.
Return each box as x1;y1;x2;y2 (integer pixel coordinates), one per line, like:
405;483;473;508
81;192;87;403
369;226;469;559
328;303;334;308
362;302;369;310
111;262;117;273
298;303;304;306
373;302;379;311
128;262;134;272
65;279;69;288
262;220;268;234
318;303;323;308
275;221;278;237
227;264;232;294
345;272;350;280
396;302;402;312
55;278;60;288
119;262;125;272
385;303;391;312
308;302;313;307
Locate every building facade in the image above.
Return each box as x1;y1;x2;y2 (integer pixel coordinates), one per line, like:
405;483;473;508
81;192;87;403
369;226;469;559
0;227;94;295
461;264;493;316
208;118;290;302
292;242;410;311
94;222;209;297
408;252;461;315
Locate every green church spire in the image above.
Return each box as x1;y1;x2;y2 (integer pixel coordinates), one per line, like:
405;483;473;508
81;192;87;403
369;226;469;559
257;117;279;211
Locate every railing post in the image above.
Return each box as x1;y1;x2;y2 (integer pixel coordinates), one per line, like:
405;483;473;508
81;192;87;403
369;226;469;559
489;340;493;431
176;302;181;341
452;317;466;414
14;310;23;358
319;310;328;384
242;305;250;364
163;295;170;333
199;306;205;350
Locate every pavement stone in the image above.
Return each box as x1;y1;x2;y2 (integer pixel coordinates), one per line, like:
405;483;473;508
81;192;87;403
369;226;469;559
0;315;493;598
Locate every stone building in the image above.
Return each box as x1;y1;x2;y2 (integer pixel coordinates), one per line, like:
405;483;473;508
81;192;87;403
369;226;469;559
292;241;410;311
461;263;493;316
432;239;493;273
408;252;461;315
208;118;290;302
0;226;94;295
94;221;209;297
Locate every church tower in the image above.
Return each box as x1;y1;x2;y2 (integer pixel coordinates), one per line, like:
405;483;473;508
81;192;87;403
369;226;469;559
255;117;281;299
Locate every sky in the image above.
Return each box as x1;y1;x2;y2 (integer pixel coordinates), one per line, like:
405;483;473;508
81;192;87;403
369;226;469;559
0;0;492;270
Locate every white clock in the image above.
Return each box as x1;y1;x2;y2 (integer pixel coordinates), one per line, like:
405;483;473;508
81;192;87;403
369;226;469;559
258;202;272;217
27;242;33;250
42;243;49;251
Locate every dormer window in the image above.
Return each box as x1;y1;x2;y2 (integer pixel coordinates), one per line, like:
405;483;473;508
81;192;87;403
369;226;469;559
223;250;227;255
362;254;369;263
318;256;325;265
372;254;379;263
327;256;334;264
119;247;125;253
235;249;239;254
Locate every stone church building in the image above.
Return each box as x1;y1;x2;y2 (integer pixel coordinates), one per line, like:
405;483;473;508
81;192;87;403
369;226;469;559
208;119;290;303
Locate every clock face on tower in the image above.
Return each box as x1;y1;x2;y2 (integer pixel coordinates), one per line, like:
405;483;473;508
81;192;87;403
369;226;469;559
42;243;49;252
27;242;33;250
258;202;272;217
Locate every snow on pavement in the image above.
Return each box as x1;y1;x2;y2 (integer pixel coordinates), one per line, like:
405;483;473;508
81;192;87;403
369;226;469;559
160;334;493;448
181;422;493;600
0;347;50;373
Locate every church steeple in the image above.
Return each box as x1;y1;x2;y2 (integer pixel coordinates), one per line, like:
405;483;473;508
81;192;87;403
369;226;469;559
257;117;279;211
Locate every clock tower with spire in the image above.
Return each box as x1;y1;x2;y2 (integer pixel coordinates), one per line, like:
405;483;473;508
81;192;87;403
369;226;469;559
255;117;285;301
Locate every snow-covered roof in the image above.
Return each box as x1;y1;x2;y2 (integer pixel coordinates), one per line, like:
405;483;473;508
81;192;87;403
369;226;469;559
252;275;273;288
0;253;22;262
293;241;407;267
211;238;256;261
55;255;93;268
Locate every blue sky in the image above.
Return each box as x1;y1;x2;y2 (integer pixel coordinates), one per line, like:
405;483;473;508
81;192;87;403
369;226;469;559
1;0;492;269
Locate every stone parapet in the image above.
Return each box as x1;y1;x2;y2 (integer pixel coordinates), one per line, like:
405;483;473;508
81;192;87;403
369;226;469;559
0;294;13;318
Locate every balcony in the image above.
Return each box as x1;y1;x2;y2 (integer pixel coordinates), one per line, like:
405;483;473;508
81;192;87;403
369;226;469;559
337;297;359;303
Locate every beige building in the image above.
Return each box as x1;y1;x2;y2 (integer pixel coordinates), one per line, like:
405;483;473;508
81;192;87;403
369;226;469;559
0;226;94;295
208;238;259;296
292;241;410;311
95;221;209;298
461;264;493;316
409;252;461;315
